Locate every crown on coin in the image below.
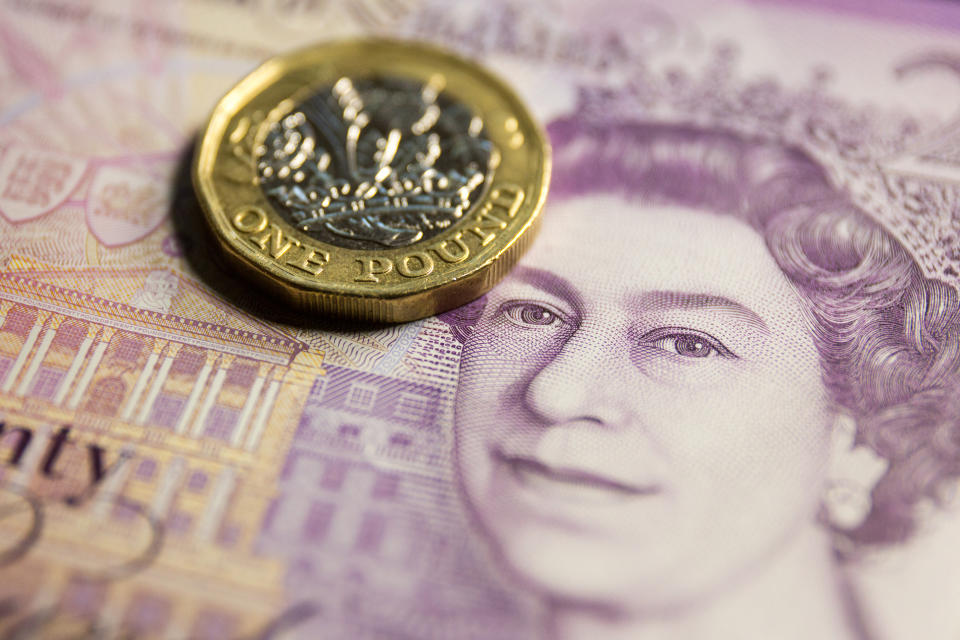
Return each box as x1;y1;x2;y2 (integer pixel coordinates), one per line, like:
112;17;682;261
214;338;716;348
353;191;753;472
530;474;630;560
574;45;960;285
257;77;496;248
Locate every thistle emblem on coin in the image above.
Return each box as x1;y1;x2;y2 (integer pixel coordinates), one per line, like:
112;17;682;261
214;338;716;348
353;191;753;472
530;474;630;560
256;75;497;250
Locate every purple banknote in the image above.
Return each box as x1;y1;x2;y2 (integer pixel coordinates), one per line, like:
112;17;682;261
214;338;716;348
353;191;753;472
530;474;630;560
1;0;960;639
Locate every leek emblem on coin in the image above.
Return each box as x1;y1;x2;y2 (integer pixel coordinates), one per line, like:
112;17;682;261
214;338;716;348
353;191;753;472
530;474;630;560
194;39;550;322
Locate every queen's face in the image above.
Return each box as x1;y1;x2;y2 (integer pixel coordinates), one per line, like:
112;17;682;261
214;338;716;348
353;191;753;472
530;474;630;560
454;195;836;612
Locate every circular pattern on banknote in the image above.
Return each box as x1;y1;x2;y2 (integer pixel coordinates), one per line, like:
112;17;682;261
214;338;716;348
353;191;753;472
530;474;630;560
194;39;550;323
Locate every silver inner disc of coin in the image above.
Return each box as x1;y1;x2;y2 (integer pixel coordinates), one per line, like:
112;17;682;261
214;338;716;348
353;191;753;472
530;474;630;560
256;75;495;250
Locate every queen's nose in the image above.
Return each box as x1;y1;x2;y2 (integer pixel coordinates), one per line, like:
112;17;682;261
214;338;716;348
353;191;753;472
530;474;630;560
522;323;639;429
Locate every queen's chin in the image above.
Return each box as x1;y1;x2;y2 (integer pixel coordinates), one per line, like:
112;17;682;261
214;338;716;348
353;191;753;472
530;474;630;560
482;518;649;608
462;482;686;617
461;479;862;640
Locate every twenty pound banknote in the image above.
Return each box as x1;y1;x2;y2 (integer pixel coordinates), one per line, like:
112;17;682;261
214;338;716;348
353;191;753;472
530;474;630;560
3;0;960;638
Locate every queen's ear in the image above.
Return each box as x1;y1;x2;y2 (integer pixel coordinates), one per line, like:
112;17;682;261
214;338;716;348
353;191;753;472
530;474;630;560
824;413;889;530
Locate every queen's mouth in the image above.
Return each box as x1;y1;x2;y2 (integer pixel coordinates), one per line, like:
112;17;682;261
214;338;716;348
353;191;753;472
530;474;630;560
493;449;662;505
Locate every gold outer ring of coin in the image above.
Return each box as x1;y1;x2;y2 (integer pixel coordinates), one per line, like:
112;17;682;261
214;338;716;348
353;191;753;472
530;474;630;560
193;38;550;323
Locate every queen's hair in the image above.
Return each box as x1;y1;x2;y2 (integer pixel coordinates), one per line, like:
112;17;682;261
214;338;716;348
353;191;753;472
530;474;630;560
442;117;960;547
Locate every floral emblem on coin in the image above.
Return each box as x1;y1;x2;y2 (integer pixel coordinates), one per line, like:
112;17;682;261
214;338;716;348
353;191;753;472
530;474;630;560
257;75;497;249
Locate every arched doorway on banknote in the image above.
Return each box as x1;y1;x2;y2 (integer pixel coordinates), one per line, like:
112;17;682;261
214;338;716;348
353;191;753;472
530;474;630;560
83;377;127;417
80;333;153;418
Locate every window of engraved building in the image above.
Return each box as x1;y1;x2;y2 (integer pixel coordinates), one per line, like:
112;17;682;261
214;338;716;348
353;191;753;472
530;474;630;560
31;367;63;400
345;383;377;412
302;501;335;543
123;591;171;636
371;473;401;501
149;394;185;429
310;376;327;402
110;335;145;364
320;459;349;491
191;609;237;640
217;522;241;548
389;433;412;448
136;458;157;481
225;360;257;388
204;405;239;442
354;511;387;555
394;392;431;424
187;470;208;492
338;424;361;439
171;346;205;376
167;510;193;536
2;307;37;337
53;320;86;350
62;575;106;618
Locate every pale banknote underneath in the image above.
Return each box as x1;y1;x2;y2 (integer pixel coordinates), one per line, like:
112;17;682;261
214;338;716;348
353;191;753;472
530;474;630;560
2;0;960;638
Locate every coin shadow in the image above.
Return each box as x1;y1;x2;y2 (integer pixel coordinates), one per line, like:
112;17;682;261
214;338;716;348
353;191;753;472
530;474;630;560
169;137;393;332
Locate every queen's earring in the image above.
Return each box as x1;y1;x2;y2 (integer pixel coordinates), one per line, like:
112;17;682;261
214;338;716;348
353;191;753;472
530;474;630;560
824;414;888;531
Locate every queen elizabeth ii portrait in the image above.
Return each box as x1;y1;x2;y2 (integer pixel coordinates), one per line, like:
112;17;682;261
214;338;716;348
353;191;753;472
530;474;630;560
442;115;960;639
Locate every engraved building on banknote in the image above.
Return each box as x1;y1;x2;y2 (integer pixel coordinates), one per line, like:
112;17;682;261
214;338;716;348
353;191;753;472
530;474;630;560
0;254;518;636
257;357;532;637
0;255;325;637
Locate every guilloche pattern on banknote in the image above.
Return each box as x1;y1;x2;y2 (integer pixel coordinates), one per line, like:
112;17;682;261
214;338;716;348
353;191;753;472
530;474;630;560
3;0;960;639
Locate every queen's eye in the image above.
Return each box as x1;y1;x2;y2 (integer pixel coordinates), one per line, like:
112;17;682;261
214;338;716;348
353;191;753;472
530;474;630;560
500;302;566;328
641;328;734;359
